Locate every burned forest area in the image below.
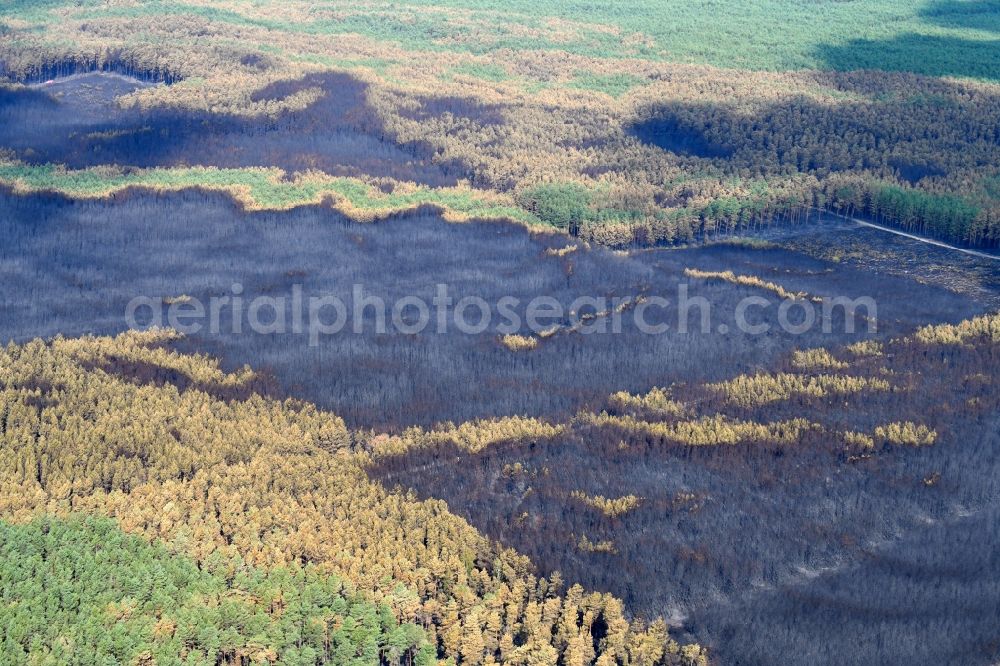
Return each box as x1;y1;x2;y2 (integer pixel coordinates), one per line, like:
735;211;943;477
1;3;999;666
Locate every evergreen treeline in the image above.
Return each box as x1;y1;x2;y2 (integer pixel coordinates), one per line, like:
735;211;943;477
0;515;433;665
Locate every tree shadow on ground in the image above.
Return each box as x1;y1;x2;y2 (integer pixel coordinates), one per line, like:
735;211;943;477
920;0;1000;34
0;71;466;187
814;33;1000;80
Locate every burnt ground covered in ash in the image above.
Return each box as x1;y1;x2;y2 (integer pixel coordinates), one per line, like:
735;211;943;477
1;188;990;429
771;216;1000;308
372;344;1000;665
